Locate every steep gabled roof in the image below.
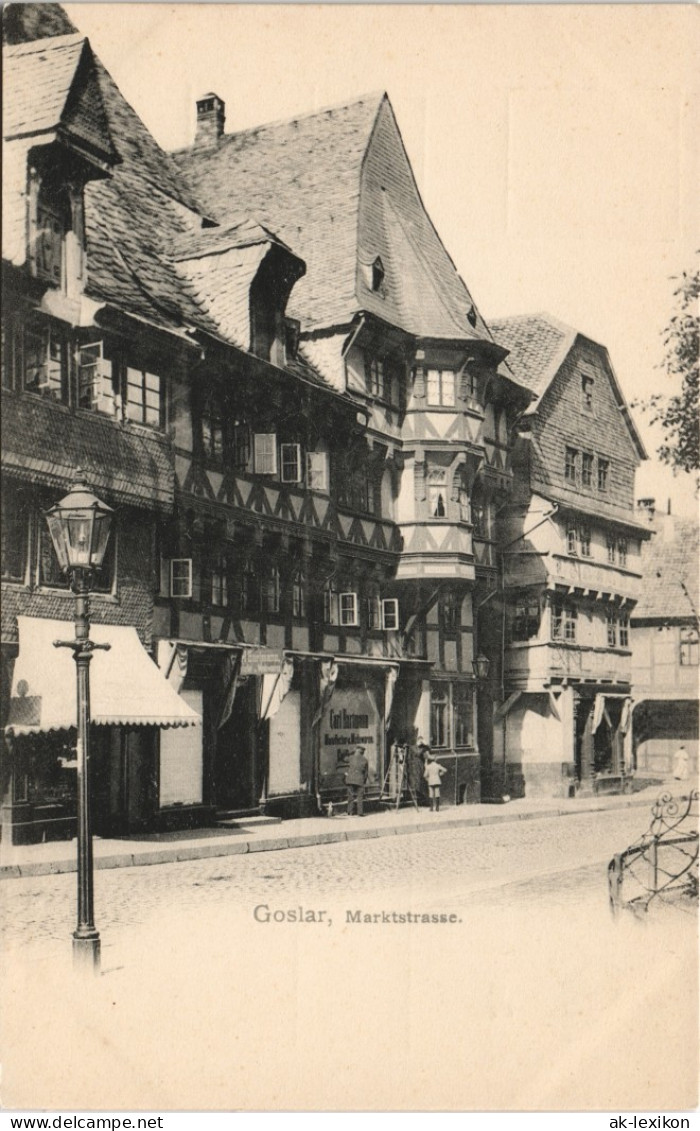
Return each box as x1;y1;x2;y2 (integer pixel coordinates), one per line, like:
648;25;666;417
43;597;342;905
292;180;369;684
491;312;646;459
173;93;493;342
634;518;700;621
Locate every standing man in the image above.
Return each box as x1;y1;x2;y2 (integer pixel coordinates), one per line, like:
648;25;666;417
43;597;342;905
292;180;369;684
345;745;369;816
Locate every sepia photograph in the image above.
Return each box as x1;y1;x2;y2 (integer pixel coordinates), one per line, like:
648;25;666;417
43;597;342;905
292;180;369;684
1;1;698;1117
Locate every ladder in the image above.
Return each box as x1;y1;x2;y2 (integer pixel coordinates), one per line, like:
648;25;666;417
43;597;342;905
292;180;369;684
380;743;420;810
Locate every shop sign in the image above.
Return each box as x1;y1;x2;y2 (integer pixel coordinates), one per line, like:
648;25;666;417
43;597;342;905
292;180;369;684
240;648;285;676
319;682;382;788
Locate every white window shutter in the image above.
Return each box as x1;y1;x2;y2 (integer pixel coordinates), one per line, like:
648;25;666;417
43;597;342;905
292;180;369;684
254;433;278;475
381;598;400;632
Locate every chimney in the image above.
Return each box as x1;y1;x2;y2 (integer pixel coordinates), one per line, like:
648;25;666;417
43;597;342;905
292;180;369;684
195;93;225;147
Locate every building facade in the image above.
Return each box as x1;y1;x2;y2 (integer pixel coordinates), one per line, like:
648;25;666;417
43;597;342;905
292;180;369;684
488;315;650;798
631;504;699;781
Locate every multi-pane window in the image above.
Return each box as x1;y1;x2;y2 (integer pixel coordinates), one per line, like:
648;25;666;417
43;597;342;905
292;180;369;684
680;628;699;666
169;558;192;599
366;357;385;399
201;394;224;461
232;419;251;470
619;610;629;648
339;592;359;627
430;685;450;748
365;584;381;631
552;603;576;642
280;443;302;483
306;451;329;492
607;534;617;564
210;552;229;607
442;590;460;633
426;368;455;407
292;571;306;619
35;186;70;286
1;488;28;582
253;433;278;475
430;683;476;750
126;367;163;427
323;579;338;625
565;447;578;484
617;537;628;567
567;523;578;555
78;342;115;414
262;564;281;614
241;563;260;615
428;468;448;518
511;600;540;642
581;452;593;488
453;684;475;749
581;374;594;413
579;524;591;557
606;607;618;648
23;321;67;401
336;455;375;514
597;458;609;492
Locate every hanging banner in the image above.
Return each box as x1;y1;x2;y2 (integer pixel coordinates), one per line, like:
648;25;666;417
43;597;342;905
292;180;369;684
260;659;295;721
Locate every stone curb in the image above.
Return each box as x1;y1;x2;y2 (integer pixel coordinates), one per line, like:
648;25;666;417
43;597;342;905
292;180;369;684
0;794;657;879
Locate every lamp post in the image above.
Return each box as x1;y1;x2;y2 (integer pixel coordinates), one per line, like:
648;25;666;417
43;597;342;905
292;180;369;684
45;471;113;974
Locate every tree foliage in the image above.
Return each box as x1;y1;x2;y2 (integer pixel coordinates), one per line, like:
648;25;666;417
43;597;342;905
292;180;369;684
634;264;699;480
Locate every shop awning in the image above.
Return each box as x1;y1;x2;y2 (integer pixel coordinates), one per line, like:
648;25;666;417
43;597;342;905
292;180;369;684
6;617;200;734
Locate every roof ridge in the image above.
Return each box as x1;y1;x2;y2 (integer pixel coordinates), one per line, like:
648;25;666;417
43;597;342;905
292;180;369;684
172;90;385;155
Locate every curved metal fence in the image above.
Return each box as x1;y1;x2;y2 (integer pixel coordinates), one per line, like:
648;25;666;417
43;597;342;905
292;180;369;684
608;789;699;917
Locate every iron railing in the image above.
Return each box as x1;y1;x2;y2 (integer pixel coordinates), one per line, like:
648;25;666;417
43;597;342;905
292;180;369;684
608;789;699;917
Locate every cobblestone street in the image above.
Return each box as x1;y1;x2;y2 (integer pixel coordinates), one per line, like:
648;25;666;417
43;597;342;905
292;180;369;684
2;806;697;1113
2;806;662;953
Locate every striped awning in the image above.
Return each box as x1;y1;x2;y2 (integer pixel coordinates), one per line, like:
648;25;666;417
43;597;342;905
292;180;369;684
6;617;200;733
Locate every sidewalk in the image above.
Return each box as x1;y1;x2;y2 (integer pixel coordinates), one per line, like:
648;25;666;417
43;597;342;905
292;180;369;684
0;783;669;878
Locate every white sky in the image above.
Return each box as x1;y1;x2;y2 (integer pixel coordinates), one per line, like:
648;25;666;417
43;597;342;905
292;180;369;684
64;2;699;516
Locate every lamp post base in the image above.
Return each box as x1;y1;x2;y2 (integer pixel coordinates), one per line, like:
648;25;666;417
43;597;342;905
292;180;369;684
72;929;101;974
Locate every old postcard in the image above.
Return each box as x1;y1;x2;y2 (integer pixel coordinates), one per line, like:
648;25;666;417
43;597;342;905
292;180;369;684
1;2;698;1116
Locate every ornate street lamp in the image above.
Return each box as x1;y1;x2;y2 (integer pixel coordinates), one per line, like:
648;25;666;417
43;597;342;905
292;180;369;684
45;471;113;974
471;652;490;681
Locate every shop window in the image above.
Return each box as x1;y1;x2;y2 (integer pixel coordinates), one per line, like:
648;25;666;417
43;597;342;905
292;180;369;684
1;488;29;582
426;368;455;407
581;452;593;488
254;433;278;476
323;579;338;625
306;451;329;492
430;685;450;748
280;443;302;483
78;342;117;415
428;468;447;519
598;458;609;492
565;447;578;485
512;601;540;642
680;628;699;666
201;392;224;462
126;367;163;428
339;591;359;628
453;684;475;749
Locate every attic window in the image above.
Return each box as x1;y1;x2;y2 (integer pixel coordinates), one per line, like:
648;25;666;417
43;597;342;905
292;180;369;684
35;183;71;286
361;257;385;294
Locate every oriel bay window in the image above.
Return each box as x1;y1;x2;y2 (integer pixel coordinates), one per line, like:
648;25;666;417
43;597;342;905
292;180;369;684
426;368;455;407
428;468;448;518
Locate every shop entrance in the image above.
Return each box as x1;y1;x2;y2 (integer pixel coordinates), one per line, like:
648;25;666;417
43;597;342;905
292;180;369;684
214;677;262;812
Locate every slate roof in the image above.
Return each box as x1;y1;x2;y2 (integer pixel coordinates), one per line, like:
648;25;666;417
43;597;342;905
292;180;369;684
173;93;494;343
1;391;174;512
490;314;577;404
2;33;87;138
634;518;700;621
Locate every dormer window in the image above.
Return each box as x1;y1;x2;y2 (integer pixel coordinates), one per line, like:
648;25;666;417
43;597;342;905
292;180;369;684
36;185;70;285
361;256;385;294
